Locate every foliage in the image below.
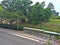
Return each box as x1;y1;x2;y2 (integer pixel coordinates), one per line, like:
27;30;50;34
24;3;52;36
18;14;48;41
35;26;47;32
44;7;52;21
28;2;44;24
0;0;59;40
52;10;59;16
0;6;3;11
41;2;45;8
51;16;60;19
56;16;60;19
1;0;32;15
0;0;54;24
27;2;52;24
40;19;60;33
0;24;23;31
55;36;60;40
48;2;54;9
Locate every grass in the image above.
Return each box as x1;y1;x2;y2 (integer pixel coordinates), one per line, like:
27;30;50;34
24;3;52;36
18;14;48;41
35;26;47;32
19;19;60;39
20;19;60;33
19;23;40;29
40;19;60;33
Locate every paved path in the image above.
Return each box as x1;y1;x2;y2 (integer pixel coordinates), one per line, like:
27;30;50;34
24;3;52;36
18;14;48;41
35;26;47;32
0;28;43;45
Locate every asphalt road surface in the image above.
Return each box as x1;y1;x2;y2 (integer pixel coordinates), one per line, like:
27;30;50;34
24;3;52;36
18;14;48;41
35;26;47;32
0;30;42;45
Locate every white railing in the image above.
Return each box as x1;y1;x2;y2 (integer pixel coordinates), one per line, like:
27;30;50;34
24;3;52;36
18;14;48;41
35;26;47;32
24;27;60;36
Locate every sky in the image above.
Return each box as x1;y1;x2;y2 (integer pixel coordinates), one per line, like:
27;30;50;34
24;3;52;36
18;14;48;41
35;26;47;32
0;0;60;15
31;0;60;15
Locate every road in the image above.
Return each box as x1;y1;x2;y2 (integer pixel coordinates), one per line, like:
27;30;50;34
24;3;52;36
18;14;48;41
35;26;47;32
0;29;42;45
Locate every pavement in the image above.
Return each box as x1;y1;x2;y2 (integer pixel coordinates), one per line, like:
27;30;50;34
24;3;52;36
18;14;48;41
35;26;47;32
0;28;44;45
0;28;39;41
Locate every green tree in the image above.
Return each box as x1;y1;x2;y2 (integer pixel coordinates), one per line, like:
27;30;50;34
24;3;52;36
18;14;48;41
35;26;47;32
1;0;33;23
44;7;52;21
48;2;54;9
1;0;53;24
1;0;32;15
41;2;45;8
1;0;22;12
27;2;53;24
21;0;33;16
28;2;45;24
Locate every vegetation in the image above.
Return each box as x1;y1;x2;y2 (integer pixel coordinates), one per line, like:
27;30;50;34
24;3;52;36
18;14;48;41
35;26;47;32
18;19;60;33
0;0;59;40
40;22;60;33
0;24;23;31
0;0;54;24
0;0;59;33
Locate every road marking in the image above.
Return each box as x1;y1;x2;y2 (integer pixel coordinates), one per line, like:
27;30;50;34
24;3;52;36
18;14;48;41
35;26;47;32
13;34;39;42
0;29;39;42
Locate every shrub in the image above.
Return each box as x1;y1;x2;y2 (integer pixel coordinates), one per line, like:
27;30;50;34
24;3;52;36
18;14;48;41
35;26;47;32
11;25;23;31
0;24;23;31
12;25;17;30
19;25;23;31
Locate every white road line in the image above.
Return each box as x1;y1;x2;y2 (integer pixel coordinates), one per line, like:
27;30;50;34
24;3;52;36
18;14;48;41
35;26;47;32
13;34;39;42
0;29;39;42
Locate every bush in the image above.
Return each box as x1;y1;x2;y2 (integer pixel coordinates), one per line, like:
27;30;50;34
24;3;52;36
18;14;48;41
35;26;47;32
56;16;60;19
11;25;23;31
0;24;7;28
0;24;12;29
19;25;23;31
0;24;23;31
12;25;17;30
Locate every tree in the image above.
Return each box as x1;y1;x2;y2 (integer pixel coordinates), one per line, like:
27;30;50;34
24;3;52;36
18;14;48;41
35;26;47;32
1;0;23;12
28;2;45;24
1;0;17;12
48;2;54;9
1;0;33;15
21;0;33;16
41;2;45;8
27;2;53;24
1;0;33;23
48;3;59;16
44;7;52;21
52;10;59;16
0;0;53;24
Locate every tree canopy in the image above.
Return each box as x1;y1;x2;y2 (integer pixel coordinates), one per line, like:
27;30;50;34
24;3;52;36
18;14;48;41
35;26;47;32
0;0;58;24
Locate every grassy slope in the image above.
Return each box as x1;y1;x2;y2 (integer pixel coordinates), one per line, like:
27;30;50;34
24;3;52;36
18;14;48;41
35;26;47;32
20;19;60;33
40;19;60;33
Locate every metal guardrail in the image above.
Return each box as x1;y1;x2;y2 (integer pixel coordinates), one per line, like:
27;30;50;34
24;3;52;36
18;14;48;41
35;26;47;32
23;27;60;36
